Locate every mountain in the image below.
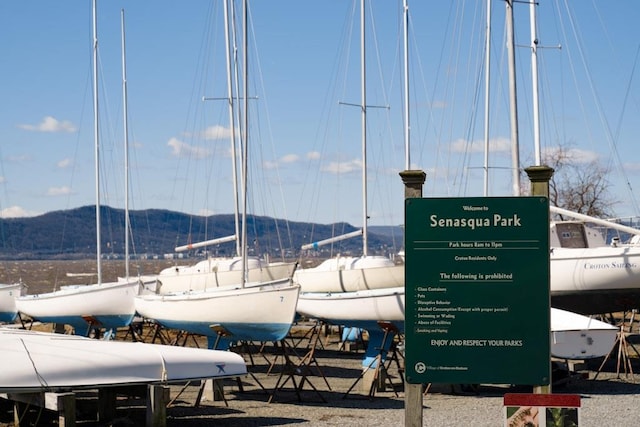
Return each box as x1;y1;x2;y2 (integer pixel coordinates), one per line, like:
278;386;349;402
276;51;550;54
0;206;404;260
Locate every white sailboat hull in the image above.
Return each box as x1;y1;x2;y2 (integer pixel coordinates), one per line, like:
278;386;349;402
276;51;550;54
550;308;618;360
155;257;296;294
0;283;25;323
0;328;246;393
550;246;640;314
135;279;300;343
15;280;139;331
551;246;640;292
296;286;405;330
294;256;404;292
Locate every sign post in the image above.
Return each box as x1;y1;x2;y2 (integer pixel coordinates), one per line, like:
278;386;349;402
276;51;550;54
405;196;550;385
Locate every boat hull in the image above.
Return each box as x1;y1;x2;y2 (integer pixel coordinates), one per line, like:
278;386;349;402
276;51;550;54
0;329;247;393
550;308;618;360
15;280;139;331
0;283;25;323
155;257;296;294
550;246;640;314
296;286;405;331
294;256;404;292
135;279;300;343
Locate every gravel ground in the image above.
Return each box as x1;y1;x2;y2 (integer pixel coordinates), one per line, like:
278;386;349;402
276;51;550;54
159;341;640;427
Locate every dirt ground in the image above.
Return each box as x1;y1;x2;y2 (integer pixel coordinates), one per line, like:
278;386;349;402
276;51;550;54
0;259;176;294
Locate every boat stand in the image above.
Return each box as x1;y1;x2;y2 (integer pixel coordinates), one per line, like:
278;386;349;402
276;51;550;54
268;336;328;403
594;310;640;380
342;322;404;399
80;315;103;338
204;326;269;400
144;321;173;345
288;320;326;351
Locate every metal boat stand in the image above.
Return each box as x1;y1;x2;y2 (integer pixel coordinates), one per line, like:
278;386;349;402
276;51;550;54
268;334;328;403
342;321;404;399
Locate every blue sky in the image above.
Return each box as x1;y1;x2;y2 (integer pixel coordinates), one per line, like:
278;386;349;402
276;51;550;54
1;1;640;227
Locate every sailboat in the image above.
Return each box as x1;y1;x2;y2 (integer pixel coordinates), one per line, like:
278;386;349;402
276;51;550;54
514;2;640;316
0;282;25;323
147;1;295;296
134;0;300;350
499;0;619;358
152;254;295;294
296;0;405;330
15;0;140;334
0;328;246;393
549;206;640;315
292;0;403;296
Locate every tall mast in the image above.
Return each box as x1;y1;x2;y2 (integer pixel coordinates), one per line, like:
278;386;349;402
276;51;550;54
505;0;521;196
530;0;541;165
360;0;368;257
483;0;492;196
223;0;241;257
402;0;410;170
241;0;248;285
121;9;130;279
92;0;102;284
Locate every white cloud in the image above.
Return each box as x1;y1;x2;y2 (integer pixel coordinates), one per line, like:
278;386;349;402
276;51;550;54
451;137;511;153
624;162;640;174
280;154;299;164
263;160;279;170
0;176;5;184
46;186;73;196
168;137;212;159
0;206;38;218
431;100;447;109
321;159;362;174
542;146;599;164
7;154;32;163
18;116;77;133
57;158;73;168
306;151;321;160
262;153;300;170
201;125;233;140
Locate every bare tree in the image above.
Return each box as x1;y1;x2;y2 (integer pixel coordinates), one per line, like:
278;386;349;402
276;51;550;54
542;144;617;218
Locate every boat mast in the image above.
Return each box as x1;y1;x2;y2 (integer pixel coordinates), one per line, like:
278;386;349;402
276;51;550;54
121;9;130;279
92;0;102;284
505;0;521;196
360;0;368;257
223;0;241;257
530;0;541;165
241;0;248;285
402;0;410;171
483;0;491;196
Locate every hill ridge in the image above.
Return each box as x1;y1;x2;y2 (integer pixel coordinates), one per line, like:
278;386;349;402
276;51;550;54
0;205;404;260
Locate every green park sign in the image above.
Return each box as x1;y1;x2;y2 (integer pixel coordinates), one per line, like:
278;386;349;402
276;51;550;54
405;196;550;385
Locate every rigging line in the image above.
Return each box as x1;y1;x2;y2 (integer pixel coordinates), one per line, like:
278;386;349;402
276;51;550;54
244;5;292;255
444;0;469;194
450;0;484;196
296;4;353;235
611;42;640;216
561;0;640;216
365;2;399;229
455;0;486;196
535;36;563;158
19;338;50;390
